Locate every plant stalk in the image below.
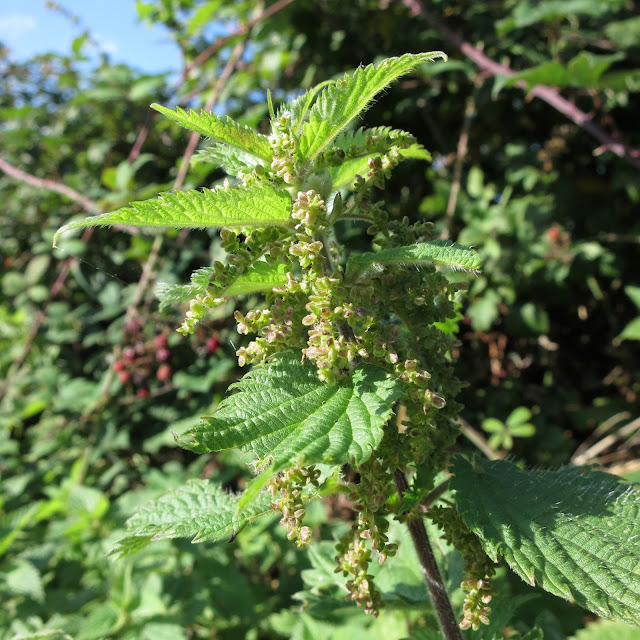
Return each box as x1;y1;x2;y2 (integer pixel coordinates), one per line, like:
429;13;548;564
393;470;462;640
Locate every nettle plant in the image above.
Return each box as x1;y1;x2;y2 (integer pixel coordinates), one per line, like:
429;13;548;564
55;53;640;636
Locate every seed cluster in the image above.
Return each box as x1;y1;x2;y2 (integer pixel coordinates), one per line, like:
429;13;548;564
429;505;496;630
268;465;321;547
179;112;471;621
334;458;398;616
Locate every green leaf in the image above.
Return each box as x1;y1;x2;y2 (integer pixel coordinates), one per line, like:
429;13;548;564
625;285;640;310
9;631;73;640
53;183;292;245
506;406;532;427
617;317;640;342
111;480;276;557
500;53;622;92
481;418;504;434
151;103;273;162
605;16;640;49
77;604;120;640
299;52;446;162
345;241;482;282
179;350;403;472
0;558;44;602
599;69;640;92
569;619;640;640
328;126;431;190
156;261;289;309
194;143;263;175
451;456;640;625
497;0;625;34
284;80;333;135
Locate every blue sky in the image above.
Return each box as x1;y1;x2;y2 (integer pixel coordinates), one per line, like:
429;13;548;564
0;0;181;73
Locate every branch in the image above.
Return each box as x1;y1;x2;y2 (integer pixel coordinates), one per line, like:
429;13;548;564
457;417;501;461
394;470;463;640
179;0;296;84
0;157;100;214
401;0;640;171
177;38;248;244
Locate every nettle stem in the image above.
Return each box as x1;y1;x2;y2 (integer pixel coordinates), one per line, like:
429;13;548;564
393;470;462;640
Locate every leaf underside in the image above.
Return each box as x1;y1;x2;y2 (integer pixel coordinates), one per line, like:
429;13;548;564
451;456;640;625
179;350;403;473
111;480;275;557
346;241;482;281
53;183;292;245
329;126;431;190
156;261;289;309
152;103;273;162
299;52;446;162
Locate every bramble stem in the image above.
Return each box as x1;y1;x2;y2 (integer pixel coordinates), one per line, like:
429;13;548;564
394;470;462;640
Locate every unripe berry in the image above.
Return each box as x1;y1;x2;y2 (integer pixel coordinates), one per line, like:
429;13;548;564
154;334;168;349
157;364;172;382
113;360;126;372
125;318;141;333
118;371;131;384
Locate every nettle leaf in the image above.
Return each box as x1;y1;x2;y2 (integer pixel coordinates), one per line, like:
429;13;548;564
328;126;431;190
570;619;640;640
346;241;482;282
193;143;263;176
451;456;640;625
156;261;289;309
111;480;274;558
152;103;273;162
298;52;446;163
179;350;403;472
53;183;292;245
282;80;333;135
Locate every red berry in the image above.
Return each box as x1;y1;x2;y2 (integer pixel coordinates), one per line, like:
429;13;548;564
546;226;561;243
136;388;150;399
207;337;220;353
125;318;141;333
123;346;136;362
157;364;172;382
118;371;131;384
113;360;126;372
154;334;168;349
156;347;171;362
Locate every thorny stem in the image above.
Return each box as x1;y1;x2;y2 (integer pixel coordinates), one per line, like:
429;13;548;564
393;470;463;640
401;0;640;171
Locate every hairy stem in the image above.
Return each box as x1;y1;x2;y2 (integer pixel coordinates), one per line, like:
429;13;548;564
394;470;462;640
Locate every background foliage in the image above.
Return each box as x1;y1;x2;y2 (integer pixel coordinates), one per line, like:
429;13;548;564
1;0;639;638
